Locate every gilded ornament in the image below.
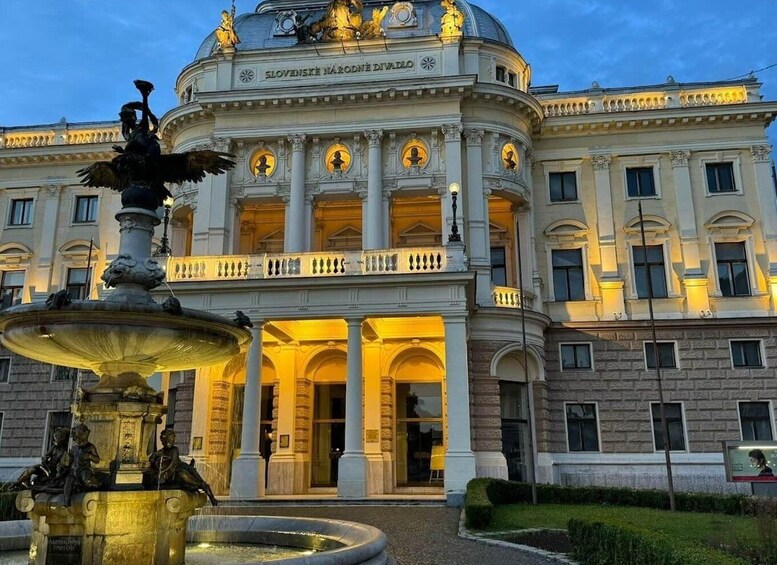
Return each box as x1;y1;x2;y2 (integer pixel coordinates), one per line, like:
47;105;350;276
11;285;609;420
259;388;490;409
440;0;464;39
215;1;240;51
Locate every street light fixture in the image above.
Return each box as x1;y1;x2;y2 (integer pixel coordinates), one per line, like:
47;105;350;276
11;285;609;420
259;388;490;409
155;196;174;256
448;182;461;243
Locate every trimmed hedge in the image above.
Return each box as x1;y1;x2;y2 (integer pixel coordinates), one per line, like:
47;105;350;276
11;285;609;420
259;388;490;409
465;478;758;529
567;518;747;565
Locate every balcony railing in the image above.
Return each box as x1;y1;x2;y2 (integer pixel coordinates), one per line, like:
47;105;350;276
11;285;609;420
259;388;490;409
492;286;532;310
165;246;459;282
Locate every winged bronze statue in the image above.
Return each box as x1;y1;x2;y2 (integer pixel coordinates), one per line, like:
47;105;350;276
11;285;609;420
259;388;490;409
78;80;234;208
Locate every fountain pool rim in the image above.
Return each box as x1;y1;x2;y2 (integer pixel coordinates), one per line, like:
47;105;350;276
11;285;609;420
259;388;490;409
0;514;389;564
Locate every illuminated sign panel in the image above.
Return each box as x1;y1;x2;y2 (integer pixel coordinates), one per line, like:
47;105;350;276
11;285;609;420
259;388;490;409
722;441;777;482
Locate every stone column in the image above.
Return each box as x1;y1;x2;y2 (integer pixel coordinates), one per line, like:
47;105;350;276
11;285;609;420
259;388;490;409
33;185;62;293
192;137;232;255
230;323;265;499
365;130;384;250
670;150;710;316
285;134;307;252
443;315;476;505
591;154;626;318
338;318;368;498
442;124;464;243
464;129;492;305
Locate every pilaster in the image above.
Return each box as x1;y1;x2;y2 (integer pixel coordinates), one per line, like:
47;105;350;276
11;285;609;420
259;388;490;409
442;124;464;243
464;129;492;305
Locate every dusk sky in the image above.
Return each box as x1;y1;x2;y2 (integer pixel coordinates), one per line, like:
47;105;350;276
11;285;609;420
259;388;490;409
1;0;776;144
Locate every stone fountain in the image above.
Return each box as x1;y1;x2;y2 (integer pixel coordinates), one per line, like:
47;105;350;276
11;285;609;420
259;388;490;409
0;80;249;565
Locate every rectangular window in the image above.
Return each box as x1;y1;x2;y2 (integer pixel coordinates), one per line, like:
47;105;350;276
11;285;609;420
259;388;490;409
0;358;10;383
651;402;685;451
552;249;585;301
45;411;72;450
496;66;506;82
626;167;656;197
490;246;507;286
739;402;774;441
716;242;750;297
632;245;668;298
9;198;33;226
731;340;763;368
566;403;599;452
549;172;578;202
507;72;517;87
560;343;592;370
52;365;78;382
645;342;677;369
0;271;25;307
706;162;736;193
74;195;98;223
66;268;89;300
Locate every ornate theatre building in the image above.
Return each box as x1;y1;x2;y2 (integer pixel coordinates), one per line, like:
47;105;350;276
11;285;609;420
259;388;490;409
0;0;776;503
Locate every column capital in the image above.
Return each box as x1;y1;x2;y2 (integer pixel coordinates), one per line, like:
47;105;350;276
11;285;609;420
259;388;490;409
442;313;469;326
209;136;232;153
287;134;307;152
591;154;611;171
751;145;773;163
344;317;364;327
463;129;485;146
442;123;463;142
669;150;691;167
364;130;384;147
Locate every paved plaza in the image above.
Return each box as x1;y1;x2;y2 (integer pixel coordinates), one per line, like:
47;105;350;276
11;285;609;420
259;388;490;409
211;504;558;565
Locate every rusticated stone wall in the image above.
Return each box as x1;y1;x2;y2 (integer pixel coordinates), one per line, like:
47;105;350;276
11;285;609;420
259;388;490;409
544;320;777;454
173;371;195;456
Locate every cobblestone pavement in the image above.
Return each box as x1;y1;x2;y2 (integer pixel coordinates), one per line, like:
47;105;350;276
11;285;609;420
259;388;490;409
215;505;559;565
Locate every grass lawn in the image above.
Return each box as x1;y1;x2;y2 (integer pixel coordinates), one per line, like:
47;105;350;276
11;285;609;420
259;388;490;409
486;503;760;549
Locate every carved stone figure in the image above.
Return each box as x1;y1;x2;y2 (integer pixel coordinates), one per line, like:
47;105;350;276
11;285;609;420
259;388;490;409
215;3;240;50
256;155;271;176
233;310;253;328
146;429;218;506
331;150;345;172
440;0;464;38
406;146;424;167
45;289;72;309
14;427;70;490
62;423;102;507
503;150;517;170
77;80;235;210
292;13;315;43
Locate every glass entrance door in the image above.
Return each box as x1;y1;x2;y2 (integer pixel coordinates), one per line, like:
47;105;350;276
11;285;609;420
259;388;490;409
311;384;346;487
396;382;443;486
500;381;531;482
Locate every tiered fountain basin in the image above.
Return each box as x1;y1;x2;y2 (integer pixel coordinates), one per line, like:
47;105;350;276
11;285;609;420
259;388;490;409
0;301;249;393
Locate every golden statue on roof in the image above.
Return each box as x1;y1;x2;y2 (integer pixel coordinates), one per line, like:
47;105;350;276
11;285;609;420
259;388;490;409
304;0;389;42
215;1;241;51
440;0;464;39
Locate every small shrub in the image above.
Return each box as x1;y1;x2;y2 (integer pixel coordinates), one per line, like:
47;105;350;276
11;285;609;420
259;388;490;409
568;518;746;565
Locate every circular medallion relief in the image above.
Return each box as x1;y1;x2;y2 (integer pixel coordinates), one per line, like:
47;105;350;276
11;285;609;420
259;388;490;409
324;143;352;173
501;142;519;171
250;149;277;178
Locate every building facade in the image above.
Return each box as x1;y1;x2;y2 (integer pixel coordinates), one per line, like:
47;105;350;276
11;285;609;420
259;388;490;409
0;0;776;502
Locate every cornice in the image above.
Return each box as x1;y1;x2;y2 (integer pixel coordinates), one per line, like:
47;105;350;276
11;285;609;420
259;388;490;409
539;101;777;137
0;145;116;166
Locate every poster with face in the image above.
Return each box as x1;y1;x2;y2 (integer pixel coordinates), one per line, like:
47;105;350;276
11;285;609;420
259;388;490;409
723;442;777;482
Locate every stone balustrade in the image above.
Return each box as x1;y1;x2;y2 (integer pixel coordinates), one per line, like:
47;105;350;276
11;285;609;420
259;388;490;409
165;246;458;282
540;84;751;117
492;285;532;309
0;123;121;149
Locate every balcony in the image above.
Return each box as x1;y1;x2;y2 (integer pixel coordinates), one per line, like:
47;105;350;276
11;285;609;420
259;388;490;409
165;246;463;281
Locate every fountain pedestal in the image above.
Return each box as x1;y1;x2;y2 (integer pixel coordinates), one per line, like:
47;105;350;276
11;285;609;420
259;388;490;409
18;490;204;565
74;397;166;487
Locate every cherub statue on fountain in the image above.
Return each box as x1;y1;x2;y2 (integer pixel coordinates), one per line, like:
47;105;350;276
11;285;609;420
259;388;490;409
62;423;102;507
146;428;219;506
13;427;70;490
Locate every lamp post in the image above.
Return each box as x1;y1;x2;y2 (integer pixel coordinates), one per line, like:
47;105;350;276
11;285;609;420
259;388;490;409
155;196;174;256
448;182;461;243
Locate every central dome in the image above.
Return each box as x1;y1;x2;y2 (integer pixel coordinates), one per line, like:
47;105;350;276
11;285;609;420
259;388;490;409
194;0;514;61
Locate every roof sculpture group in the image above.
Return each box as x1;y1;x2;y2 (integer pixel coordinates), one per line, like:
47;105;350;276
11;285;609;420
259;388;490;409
213;0;465;48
